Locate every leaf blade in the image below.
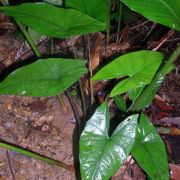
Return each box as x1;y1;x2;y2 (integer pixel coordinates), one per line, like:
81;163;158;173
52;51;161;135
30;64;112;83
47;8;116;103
0;3;106;38
121;0;180;31
0;58;87;96
92;50;163;81
66;0;108;22
80;102;138;180
132;113;169;180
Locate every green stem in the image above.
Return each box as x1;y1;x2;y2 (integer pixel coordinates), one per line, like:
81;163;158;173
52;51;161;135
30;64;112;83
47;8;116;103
15;20;41;58
130;46;180;111
116;1;122;43
0;141;74;171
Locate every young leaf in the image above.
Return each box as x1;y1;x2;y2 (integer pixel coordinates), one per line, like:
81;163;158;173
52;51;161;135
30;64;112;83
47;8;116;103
113;95;127;112
121;0;180;31
0;58;87;96
80;102;138;180
132;113;169;180
66;0;108;22
92;50;163;97
130;75;165;110
0;3;106;38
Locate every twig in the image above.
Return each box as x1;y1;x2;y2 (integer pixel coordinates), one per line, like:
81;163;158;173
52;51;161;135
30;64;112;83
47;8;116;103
116;2;122;43
120;156;133;180
6;150;15;180
143;23;157;42
130;20;150;30
152;29;174;51
65;90;81;127
106;0;111;56
87;34;94;104
72;43;87;117
78;80;87;117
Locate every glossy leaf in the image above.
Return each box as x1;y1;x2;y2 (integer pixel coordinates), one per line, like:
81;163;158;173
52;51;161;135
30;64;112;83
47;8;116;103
92;50;163;97
0;58;87;96
80;102;138;180
0;3;106;38
132;113;169;180
66;0;108;22
121;0;180;31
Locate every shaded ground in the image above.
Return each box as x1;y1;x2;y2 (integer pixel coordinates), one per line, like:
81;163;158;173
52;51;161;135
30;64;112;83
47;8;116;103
0;95;75;179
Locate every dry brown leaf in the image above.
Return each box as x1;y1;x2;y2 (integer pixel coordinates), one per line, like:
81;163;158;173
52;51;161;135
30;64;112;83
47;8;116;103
90;33;101;71
170;164;180;180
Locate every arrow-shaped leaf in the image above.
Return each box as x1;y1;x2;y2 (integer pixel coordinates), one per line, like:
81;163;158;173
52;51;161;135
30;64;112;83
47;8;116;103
132;113;169;180
80;102;138;180
0;3;106;38
92;50;163;97
0;58;87;96
121;0;180;31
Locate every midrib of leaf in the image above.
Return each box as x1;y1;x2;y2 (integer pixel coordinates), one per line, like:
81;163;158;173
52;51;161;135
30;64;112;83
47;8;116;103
0;68;86;90
159;0;179;24
129;60;160;78
91;139;108;180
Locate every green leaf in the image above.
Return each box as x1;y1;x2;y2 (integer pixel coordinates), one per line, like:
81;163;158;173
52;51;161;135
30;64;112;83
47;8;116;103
113;95;127;112
66;0;108;22
121;0;180;31
80;102;138;180
132;113;169;180
0;58;87;96
92;50;163;97
128;86;145;101
130;74;165;110
0;3;106;38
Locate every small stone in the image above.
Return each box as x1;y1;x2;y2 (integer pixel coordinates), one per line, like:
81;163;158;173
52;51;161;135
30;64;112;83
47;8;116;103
21;109;32;116
42;124;50;131
4;122;12;128
33;116;46;126
7;104;11;110
46;115;54;122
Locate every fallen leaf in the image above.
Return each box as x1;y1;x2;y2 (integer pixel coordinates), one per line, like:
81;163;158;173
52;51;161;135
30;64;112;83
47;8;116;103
169;164;180;180
90;33;101;71
154;95;173;111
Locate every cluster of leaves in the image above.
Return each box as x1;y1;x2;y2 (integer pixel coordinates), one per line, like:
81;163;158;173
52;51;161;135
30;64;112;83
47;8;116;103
0;0;109;96
0;0;179;179
79;0;180;179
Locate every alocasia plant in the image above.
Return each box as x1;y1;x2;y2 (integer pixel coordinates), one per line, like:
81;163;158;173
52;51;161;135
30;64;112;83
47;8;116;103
0;0;179;179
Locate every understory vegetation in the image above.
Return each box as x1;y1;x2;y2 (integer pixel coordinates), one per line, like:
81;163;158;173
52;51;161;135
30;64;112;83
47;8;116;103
0;0;179;179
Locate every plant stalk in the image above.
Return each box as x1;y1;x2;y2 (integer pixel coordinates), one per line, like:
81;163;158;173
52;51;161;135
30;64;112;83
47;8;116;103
130;46;180;111
15;20;41;58
116;1;122;43
0;1;41;58
0;141;74;171
106;0;111;55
